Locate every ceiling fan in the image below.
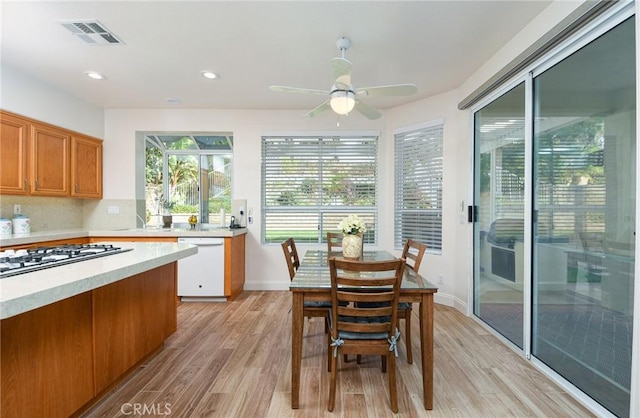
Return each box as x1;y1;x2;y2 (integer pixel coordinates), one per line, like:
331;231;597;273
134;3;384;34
269;37;417;120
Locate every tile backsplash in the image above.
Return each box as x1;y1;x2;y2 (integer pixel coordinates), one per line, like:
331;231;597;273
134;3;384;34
0;196;83;231
0;196;141;232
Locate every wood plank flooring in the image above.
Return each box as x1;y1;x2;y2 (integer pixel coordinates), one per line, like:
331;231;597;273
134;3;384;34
82;291;595;417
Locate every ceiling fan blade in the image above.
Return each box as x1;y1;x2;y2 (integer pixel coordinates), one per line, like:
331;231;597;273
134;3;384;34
331;57;352;86
354;99;381;120
305;99;331;118
269;85;329;95
356;83;418;97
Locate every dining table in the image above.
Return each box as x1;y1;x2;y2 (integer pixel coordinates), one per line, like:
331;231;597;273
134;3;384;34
289;249;438;410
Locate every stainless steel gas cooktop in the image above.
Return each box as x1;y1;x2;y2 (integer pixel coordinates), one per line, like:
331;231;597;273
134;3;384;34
0;244;133;278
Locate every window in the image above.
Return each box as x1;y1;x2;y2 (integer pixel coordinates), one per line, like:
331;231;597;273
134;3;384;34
262;134;378;244
394;121;443;252
144;133;233;227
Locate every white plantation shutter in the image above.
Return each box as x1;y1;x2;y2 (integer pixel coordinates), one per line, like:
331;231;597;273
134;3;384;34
262;135;378;244
394;121;443;252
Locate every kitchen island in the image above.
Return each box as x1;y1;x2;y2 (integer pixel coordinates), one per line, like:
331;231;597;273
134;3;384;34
0;241;197;418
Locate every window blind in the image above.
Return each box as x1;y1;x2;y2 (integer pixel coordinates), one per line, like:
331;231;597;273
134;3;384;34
262;135;377;244
394;123;443;252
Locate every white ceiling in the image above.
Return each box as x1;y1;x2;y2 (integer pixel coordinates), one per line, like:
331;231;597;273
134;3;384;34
1;1;552;114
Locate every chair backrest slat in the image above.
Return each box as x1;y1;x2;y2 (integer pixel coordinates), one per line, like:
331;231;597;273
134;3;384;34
281;238;300;281
327;232;344;255
401;239;427;273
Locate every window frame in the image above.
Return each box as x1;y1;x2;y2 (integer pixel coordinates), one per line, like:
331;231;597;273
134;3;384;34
261;133;379;245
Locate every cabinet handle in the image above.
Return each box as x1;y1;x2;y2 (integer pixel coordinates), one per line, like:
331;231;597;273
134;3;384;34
34;180;38;190
23;179;28;191
75;184;78;193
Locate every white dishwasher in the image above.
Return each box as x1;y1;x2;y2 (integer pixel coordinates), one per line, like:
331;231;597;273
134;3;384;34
177;237;225;302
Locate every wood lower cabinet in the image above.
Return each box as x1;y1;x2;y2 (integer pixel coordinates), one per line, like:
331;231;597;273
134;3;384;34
1;292;94;418
0;263;178;418
93;263;177;393
0;112;29;194
225;233;246;300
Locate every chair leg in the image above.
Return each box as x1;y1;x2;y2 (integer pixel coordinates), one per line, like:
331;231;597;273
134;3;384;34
327;333;331;372
388;354;398;413
381;355;387;373
405;307;413;364
328;351;338;411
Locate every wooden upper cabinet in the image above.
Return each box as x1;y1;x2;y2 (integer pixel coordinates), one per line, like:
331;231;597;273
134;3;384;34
30;122;70;196
0;111;103;199
0;112;29;195
71;135;103;198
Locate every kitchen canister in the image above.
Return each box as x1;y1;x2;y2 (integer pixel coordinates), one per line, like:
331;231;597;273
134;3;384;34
12;214;31;234
0;217;11;236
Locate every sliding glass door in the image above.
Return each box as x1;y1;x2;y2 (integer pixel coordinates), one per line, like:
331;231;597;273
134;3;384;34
473;83;526;349
532;16;635;418
473;10;635;417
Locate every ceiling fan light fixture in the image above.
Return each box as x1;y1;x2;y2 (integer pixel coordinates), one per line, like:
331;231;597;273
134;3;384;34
330;90;355;115
84;71;106;80
201;71;218;79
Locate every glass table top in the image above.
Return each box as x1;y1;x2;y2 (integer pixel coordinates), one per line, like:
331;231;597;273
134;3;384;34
290;250;438;291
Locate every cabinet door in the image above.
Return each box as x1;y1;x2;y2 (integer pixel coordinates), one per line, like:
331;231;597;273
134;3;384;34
0;112;29;195
71;135;103;198
93;263;177;393
1;292;94;418
30;123;70;196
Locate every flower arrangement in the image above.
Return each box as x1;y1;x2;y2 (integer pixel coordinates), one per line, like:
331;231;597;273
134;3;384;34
337;214;367;235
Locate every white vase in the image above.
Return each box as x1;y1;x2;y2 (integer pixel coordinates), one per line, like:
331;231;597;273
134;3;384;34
342;234;362;259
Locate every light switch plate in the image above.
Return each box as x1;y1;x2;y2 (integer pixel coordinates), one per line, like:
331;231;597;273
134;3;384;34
231;199;247;227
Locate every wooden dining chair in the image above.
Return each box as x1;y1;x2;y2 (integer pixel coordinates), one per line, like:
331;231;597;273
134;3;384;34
397;238;427;364
327;231;364;259
327;257;406;413
281;237;331;332
326;232;344;255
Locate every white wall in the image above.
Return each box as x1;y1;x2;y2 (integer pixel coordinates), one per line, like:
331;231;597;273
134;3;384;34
0;64;104;138
386;90;467;309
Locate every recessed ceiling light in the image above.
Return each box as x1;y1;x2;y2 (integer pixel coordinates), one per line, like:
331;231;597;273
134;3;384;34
165;98;181;105
201;71;218;79
84;71;106;80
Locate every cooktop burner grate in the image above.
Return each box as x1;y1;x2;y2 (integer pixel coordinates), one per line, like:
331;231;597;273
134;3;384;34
0;244;133;278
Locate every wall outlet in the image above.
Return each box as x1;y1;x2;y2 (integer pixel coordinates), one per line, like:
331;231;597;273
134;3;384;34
438;275;444;284
248;208;253;224
13;204;21;215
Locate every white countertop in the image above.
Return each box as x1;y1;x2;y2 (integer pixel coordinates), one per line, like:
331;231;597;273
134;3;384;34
0;226;247;247
0;241;198;320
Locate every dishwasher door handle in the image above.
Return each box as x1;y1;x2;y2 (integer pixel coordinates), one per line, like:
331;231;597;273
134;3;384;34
178;238;224;246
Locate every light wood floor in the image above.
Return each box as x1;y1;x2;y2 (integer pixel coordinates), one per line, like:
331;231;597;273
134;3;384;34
83;291;594;417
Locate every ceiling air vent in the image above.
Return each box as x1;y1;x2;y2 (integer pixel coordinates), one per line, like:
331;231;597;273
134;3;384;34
58;19;124;45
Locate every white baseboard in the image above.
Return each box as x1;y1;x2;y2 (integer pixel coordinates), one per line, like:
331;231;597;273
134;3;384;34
244;280;290;291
